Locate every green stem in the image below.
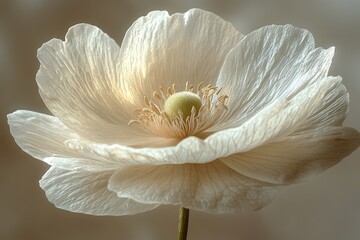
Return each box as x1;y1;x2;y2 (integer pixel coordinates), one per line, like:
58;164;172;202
177;206;190;240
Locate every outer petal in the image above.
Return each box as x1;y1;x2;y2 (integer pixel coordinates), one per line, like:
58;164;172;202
40;167;158;215
222;126;360;185
214;24;334;130
8;110;128;171
66;76;336;165
295;79;349;132
108;161;279;213
36;23;147;143
8;110;81;160
119;9;243;100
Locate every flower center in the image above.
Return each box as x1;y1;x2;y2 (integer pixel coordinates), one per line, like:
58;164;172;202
129;82;228;138
164;91;202;120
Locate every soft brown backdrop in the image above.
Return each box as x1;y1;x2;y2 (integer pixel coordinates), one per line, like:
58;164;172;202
1;0;360;239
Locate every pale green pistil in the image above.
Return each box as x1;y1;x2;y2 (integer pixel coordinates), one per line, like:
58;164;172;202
164;91;202;119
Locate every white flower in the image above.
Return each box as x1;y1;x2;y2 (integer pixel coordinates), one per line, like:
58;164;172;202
8;9;360;215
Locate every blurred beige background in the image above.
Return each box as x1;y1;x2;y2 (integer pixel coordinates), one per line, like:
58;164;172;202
1;0;360;239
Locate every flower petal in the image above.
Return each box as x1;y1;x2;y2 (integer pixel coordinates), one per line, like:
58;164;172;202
222;126;360;184
40;167;158;215
65;76;336;165
295;79;349;132
119;9;243;99
215;24;334;130
8;110;80;160
36;23;146;143
7;110;126;171
108;161;279;214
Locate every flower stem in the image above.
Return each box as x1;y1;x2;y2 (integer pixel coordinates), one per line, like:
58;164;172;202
177;206;190;240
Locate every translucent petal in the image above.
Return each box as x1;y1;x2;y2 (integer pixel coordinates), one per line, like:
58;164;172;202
8;110;131;171
36;23;146;143
8;110;80;160
119;9;243;100
40;167;159;216
108;161;279;214
295;79;349;132
222;127;360;184
215;25;334;130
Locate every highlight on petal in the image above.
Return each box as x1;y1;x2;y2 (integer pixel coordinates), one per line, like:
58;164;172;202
40;167;159;216
222;126;360;185
108;161;279;214
36;23;147;143
215;24;335;130
295;78;349;132
119;8;243;100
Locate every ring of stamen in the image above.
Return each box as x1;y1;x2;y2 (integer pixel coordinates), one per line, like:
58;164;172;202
129;81;229;138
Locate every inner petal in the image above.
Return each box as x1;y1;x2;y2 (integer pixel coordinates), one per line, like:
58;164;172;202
118;9;243;104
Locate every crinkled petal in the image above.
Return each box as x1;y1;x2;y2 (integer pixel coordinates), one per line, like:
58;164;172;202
214;24;334;130
222;127;360;185
40;167;158;216
119;8;243;100
7;110;129;171
66;76;336;165
108;161;279;214
295;79;349;132
36;23;147;143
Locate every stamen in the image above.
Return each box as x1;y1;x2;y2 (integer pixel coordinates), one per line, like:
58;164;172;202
128;82;229;138
153;92;161;100
144;96;150;106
